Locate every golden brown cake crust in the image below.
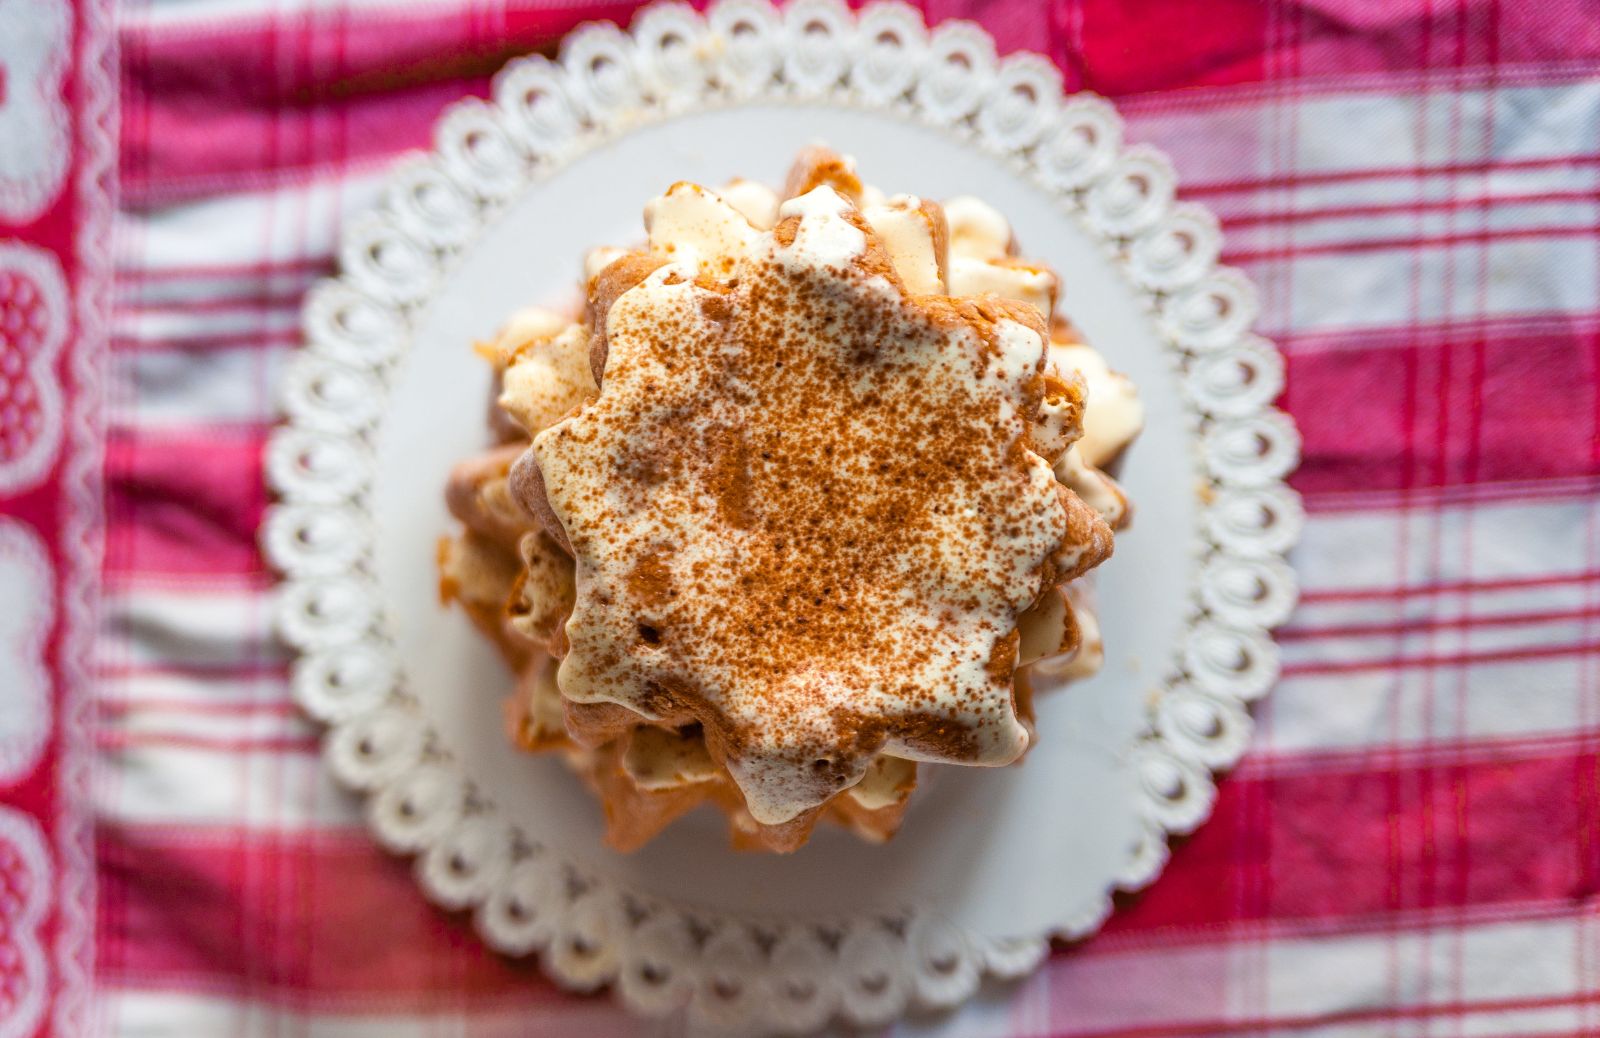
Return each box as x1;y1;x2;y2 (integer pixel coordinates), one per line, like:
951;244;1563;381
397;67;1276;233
586;252;668;387
781;145;864;205
444;442;531;547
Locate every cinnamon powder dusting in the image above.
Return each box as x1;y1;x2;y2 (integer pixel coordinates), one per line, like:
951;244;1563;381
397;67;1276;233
530;185;1086;824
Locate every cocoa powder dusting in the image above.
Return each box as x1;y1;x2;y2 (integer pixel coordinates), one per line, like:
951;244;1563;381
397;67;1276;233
531;183;1100;824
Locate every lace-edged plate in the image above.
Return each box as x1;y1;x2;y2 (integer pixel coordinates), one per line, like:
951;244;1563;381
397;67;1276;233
264;2;1301;1032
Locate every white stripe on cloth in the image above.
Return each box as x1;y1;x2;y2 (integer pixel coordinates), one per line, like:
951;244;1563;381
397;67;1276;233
113;304;300;350
101;694;316;747
1266;497;1600;754
111;344;290;427
117;172;386;288
1263;655;1591;757
1292;497;1600;597
108;990;647;1038
1127;80;1600;336
120;0;533;33
102;589;287;672
104;914;1600;1037
95;740;361;827
887;913;1597;1038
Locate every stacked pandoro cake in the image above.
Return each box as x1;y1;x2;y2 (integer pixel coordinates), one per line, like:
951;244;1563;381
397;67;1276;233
437;148;1143;853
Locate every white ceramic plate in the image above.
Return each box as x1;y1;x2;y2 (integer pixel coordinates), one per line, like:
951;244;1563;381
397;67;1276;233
263;2;1302;1032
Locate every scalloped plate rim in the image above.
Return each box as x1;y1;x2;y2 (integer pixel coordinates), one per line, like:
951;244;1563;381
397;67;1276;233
264;1;1302;1031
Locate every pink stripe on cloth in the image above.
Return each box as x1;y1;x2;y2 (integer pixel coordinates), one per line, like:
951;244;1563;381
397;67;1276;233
1105;741;1600;938
1287;323;1600;500
121;4;650;206
98;825;592;1009
95;742;1600;994
105;428;269;579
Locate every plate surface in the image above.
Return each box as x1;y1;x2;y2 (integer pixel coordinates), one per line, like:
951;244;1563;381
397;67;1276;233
391;103;1187;924
264;3;1301;1031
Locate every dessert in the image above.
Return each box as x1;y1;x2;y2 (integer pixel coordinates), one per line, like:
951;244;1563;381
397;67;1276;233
439;148;1143;853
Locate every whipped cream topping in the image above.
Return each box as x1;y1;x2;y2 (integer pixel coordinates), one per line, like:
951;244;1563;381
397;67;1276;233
510;656;569;747
1055;443;1129;528
716;177;780;230
530;184;1082;825
861;195;947;295
1017;584;1074;665
949;257;1058;324
1031;580;1104;681
622;725;720;791
846;754;915;811
939;195;1142;469
1050;341;1143;468
942;196;1058;323
572;193;1141;474
491;306;571;357
644;181;759;275
944;195;1013;256
495;321;593;436
584;246;628;282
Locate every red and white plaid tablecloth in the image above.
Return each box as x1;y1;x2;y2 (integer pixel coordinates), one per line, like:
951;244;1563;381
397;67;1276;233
4;0;1600;1034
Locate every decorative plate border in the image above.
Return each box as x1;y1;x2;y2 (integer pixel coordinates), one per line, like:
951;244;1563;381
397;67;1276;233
263;1;1302;1032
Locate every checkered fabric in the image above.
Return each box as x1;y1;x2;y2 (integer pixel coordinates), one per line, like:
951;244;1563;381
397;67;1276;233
88;0;1600;1035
